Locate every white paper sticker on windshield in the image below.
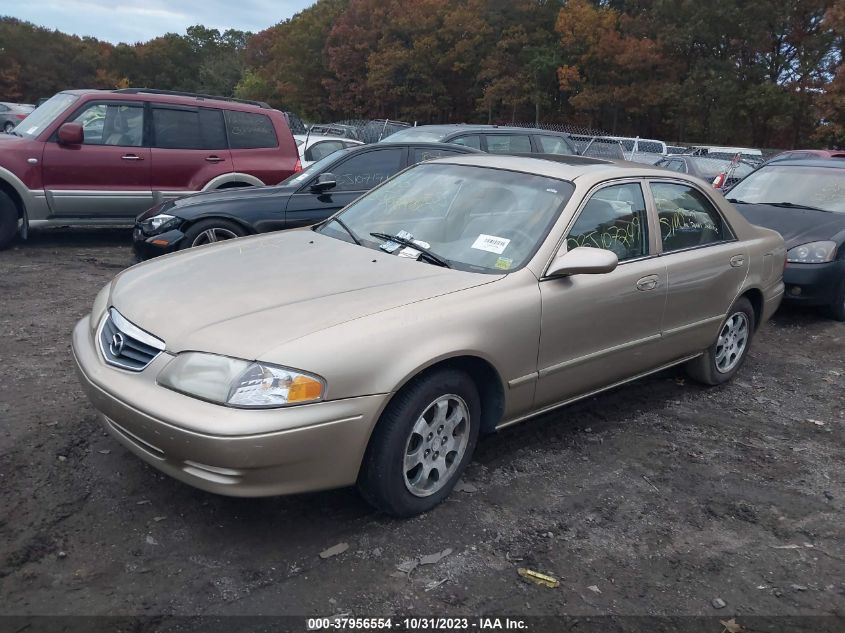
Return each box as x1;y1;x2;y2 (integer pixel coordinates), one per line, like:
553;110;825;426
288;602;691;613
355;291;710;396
26;126;38;134
471;234;510;255
397;247;421;259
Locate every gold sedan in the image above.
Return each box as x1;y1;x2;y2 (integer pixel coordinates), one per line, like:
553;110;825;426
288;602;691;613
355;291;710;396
72;155;785;516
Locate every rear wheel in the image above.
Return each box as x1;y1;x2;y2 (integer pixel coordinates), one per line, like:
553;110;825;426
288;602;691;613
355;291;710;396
181;219;246;249
358;369;480;517
3;122;14;133
0;190;20;250
686;297;755;385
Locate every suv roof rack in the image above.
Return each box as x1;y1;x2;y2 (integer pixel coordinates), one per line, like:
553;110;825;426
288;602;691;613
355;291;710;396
113;88;271;109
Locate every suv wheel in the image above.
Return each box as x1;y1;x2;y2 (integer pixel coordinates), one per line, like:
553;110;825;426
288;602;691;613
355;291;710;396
181;219;246;249
358;368;480;517
686;297;755;385
0;190;20;250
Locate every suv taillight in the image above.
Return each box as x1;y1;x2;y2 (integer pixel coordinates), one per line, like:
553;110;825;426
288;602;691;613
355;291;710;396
293;158;302;173
14;114;27;120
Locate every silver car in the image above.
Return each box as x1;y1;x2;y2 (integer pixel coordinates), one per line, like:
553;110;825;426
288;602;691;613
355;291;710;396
72;155;786;516
0;102;34;133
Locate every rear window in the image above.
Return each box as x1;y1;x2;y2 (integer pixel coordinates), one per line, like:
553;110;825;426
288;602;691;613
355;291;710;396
225;110;278;149
485;134;532;154
152;107;227;149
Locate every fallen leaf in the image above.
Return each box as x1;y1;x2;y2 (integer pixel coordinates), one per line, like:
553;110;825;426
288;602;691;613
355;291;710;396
720;618;745;633
587;585;601;594
517;568;559;588
419;548;452;565
319;542;349;559
396;559;419;574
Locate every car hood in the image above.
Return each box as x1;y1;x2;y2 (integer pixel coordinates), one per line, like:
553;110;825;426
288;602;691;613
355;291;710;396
734;203;845;249
165;184;295;213
110;230;498;359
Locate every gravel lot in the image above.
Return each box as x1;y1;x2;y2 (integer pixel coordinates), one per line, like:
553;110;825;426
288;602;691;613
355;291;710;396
1;229;843;624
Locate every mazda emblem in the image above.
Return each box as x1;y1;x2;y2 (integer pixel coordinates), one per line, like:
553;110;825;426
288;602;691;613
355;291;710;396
109;332;126;357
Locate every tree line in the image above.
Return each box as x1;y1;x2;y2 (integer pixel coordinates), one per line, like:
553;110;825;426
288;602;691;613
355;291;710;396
1;0;844;148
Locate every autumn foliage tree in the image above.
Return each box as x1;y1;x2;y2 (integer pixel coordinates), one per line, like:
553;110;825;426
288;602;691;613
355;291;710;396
2;0;845;148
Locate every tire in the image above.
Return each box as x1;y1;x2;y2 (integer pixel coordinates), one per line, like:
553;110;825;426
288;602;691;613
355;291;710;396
826;282;845;321
686;296;755;385
3;122;14;133
358;368;481;517
180;218;246;249
0;190;20;250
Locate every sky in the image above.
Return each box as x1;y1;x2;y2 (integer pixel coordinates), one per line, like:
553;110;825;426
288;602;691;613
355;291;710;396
0;0;316;43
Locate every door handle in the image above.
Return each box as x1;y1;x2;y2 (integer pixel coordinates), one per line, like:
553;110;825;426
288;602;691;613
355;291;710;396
121;154;143;161
636;274;659;291
730;255;745;267
205;156;225;163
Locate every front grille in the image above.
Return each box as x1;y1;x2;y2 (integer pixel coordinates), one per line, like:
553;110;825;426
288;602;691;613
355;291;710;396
98;308;165;371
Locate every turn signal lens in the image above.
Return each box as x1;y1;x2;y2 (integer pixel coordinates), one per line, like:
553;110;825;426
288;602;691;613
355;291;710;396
287;374;324;403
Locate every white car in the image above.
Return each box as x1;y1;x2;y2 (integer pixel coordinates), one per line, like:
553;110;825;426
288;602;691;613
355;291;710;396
294;134;363;167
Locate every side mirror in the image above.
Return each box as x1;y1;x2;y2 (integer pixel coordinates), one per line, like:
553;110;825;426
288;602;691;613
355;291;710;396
546;246;618;277
311;173;337;192
57;122;84;145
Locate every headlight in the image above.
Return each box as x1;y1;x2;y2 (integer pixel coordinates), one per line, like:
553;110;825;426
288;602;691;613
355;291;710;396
141;213;180;234
158;352;325;408
786;241;837;264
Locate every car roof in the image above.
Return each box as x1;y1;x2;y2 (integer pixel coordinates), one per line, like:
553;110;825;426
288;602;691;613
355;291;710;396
294;134;362;144
58;89;271;113
360;141;482;151
428;153;677;182
758;158;845;169
399;124;571;136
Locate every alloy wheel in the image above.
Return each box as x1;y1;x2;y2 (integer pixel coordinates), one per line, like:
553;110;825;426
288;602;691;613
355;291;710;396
715;312;749;373
403;394;470;497
191;227;239;247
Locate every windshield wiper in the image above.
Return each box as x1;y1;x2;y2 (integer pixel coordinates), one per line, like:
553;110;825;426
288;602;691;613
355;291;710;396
765;201;831;213
726;198;751;204
369;232;451;268
322;216;361;244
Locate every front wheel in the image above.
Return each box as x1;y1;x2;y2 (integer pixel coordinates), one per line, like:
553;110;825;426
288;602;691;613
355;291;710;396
686;296;755;385
181;218;246;249
358;369;480;517
0;190;20;250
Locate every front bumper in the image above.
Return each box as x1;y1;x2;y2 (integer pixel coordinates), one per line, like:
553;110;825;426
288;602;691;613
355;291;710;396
132;225;185;260
782;260;845;306
72;315;388;497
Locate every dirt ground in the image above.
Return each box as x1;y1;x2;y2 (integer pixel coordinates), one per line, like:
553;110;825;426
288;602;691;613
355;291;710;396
1;229;843;626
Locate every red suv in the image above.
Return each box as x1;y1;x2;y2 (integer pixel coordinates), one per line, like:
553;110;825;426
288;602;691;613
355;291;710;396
0;88;300;249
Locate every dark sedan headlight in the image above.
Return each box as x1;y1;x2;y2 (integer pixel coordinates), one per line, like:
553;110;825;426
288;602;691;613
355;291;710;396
139;213;181;235
786;241;837;264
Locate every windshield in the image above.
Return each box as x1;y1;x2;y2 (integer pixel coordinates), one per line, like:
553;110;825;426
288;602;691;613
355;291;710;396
280;148;351;187
384;128;450;143
728;165;845;213
13;93;78;139
316;163;574;274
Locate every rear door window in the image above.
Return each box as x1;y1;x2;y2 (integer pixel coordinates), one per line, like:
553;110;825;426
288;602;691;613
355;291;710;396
152;107;227;149
651;182;731;252
536;135;574;155
484;134;532;154
329;148;404;191
225;110;278;149
449;135;481;150
307;140;347;162
412;147;467;162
